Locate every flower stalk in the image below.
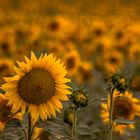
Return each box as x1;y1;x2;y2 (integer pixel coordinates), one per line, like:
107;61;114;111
107;86;115;140
28;114;32;140
72;106;78;140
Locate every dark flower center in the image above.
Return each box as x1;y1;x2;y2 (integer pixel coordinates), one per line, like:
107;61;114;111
18;69;55;104
1;42;9;51
48;21;59;31
0;100;11;121
109;57;118;64
113;96;133;119
94;28;103;37
66;57;76;70
0;64;9;73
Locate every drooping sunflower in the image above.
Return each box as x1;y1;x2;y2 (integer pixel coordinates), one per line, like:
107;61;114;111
0;94;21;133
101;90;140;135
1;52;71;124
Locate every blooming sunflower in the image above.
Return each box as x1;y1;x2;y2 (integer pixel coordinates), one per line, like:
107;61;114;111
101;90;140;135
130;74;140;91
0;59;14;85
103;50;124;76
1;52;71;124
46;40;65;57
0;27;15;57
0;94;21;132
90;19;108;38
45;16;75;40
63;49;81;76
128;44;140;61
76;61;92;84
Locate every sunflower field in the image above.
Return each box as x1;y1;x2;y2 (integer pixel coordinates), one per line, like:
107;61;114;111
1;0;140;140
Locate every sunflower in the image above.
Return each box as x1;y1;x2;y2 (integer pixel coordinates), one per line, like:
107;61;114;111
74;19;90;42
130;73;140;91
112;27;135;53
14;24;30;44
0;59;14;85
13;46;29;61
101;90;140;135
45;16;75;40
64;49;81;76
127;22;140;36
76;61;93;84
83;37;112;60
45;40;65;57
128;44;140;61
90;19;108;38
0;94;21;132
1;52;71;124
28;24;41;42
95;50;124;75
63;49;81;76
103;50;124;76
0;27;15;57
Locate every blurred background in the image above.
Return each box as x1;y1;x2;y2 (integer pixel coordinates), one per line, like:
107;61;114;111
0;0;140;140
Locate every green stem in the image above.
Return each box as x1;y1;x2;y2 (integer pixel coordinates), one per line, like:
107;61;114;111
28;114;32;140
107;86;115;140
72;106;78;140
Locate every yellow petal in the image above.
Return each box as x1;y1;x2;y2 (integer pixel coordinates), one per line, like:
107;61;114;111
47;101;56;117
39;104;47;121
55;92;68;101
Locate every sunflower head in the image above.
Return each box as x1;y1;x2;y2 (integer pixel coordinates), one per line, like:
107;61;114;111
0;59;13;85
46;16;75;40
94;49;124;76
111;73;128;92
1;52;71;124
115;30;124;40
63;49;81;76
48;20;60;31
0;94;21;133
130;74;140;91
70;89;88;108
76;61;93;84
90;19;107;38
101;90;140;135
113;96;133;120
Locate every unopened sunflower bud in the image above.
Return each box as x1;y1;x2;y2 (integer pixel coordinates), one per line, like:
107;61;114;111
111;73;128;92
63;109;75;126
70;90;88;108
